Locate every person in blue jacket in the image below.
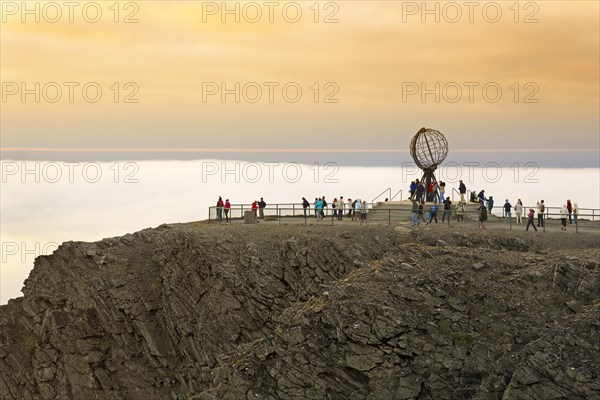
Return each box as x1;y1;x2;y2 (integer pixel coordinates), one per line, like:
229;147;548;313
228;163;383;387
426;201;439;224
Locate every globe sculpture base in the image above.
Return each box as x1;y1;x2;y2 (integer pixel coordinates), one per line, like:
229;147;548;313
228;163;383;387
421;169;438;203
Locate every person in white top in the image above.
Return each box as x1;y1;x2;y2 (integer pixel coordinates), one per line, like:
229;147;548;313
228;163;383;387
560;205;568;231
337;196;345;220
514;199;523;224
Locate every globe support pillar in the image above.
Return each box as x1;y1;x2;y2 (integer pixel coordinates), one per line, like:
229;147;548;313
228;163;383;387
422;168;439;203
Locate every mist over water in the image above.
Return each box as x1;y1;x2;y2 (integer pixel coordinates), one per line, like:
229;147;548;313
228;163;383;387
1;159;599;304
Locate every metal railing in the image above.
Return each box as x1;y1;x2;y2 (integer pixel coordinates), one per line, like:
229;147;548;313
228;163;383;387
208;202;599;232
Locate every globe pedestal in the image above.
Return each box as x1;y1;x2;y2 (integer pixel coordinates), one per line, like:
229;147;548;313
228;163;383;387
422;168;439;203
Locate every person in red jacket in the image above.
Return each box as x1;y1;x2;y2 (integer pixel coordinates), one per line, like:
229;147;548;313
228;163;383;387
224;199;231;223
251;201;258;222
566;200;573;224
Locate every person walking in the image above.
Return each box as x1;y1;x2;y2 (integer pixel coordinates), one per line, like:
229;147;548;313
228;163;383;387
224;199;231;223
560;204;568;231
526;208;537;231
503;199;512;223
442;197;452;223
514;199;523;224
566;200;573;224
478;204;488;229
258;197;266;219
573;203;579;225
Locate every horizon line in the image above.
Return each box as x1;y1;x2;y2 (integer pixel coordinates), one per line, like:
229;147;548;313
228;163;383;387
2;147;599;154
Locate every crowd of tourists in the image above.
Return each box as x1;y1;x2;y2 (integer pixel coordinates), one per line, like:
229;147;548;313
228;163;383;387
214;180;580;232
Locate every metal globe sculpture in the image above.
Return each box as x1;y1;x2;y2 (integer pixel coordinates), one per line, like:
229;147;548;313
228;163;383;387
409;127;449;203
410;127;448;171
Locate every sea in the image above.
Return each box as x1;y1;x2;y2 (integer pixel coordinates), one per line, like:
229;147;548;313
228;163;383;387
1;159;599;304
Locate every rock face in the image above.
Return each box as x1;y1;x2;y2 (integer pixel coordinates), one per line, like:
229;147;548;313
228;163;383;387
0;223;598;400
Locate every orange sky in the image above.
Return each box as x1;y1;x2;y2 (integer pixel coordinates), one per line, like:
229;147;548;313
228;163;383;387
1;1;599;159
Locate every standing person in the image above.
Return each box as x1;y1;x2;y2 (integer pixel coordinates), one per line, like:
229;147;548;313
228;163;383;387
428;180;438;203
332;198;338;219
487;196;494;214
459;180;467;203
503;199;512;223
302;197;310;217
456;201;465;222
426;201;439;225
409;180;417;200
526;208;537;231
418;201;426;224
514;199;523;224
338;196;345;220
411;198;419;226
361;200;368;224
216;196;224;222
314;198;319;217
416;181;425;203
560;204;568;231
224;199;231;223
439;181;446;204
258;197;266;219
354;198;362;222
478;203;488;229
442;197;452;223
347;198;353;218
251;201;258;222
566;200;573;224
573;203;579;225
315;198;324;221
537;200;545;227
321;196;328;217
478;190;487;206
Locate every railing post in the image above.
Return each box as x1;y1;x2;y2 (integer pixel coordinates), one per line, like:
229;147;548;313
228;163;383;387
208;207;211;222
241;205;244;220
509;214;512;231
293;204;295;217
278;207;281;225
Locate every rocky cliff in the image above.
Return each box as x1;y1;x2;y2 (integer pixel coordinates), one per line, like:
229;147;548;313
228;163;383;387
0;223;598;400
